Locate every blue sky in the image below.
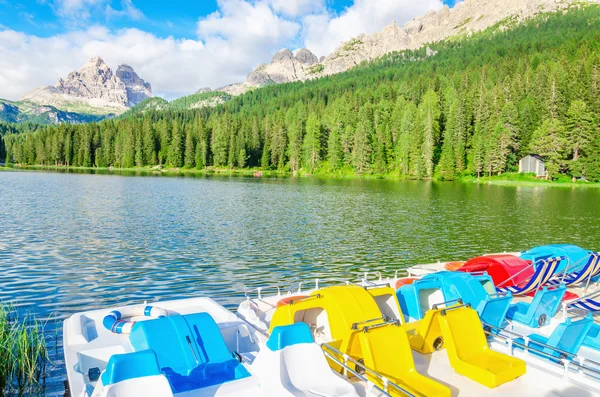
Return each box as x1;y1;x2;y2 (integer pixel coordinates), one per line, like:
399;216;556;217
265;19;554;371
1;0;458;39
0;0;460;101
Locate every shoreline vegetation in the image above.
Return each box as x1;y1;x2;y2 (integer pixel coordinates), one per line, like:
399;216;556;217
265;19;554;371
3;164;600;188
0;304;48;396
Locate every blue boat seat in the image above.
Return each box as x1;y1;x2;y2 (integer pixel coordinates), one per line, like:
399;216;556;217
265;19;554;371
477;294;512;329
514;314;593;361
396;271;512;328
506;285;566;328
101;350;162;386
267;322;314;351
129;313;250;393
583;324;600;350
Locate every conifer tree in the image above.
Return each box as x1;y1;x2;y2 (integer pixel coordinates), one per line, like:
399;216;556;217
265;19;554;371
303;113;321;172
184;128;195;168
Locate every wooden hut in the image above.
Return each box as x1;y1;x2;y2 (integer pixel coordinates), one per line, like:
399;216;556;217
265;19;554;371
519;154;546;178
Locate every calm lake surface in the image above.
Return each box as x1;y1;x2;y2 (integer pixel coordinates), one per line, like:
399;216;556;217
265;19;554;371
1;170;600;395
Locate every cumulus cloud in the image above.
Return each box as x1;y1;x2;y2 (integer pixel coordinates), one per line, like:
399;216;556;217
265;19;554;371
0;0;447;101
303;0;444;57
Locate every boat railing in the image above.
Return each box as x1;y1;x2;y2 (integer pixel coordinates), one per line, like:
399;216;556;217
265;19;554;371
363;282;392;290
321;343;415;397
235;323;258;353
245;277;354;301
351;316;400;332
496;257;566;289
483;322;600;380
431;298;468;311
360;271;385;286
562;288;600;317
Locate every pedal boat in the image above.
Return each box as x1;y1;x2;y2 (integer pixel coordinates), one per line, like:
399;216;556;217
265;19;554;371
63;297;361;397
368;266;600;393
237;281;600;396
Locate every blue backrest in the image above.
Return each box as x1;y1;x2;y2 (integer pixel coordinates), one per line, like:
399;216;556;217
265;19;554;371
478;294;512;328
544;315;593;357
267;323;313;351
101;350;161;386
529;286;565;323
130;315;202;375
442;272;491;307
183;312;233;363
396;284;421;321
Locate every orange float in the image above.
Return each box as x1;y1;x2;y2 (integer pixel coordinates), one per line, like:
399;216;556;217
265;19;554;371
444;261;466;271
276;295;308;308
394;278;418;289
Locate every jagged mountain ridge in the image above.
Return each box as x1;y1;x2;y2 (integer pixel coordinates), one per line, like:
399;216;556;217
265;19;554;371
20;57;152;115
218;0;600;96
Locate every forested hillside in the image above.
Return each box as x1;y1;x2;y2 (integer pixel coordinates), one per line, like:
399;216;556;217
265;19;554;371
3;7;600;180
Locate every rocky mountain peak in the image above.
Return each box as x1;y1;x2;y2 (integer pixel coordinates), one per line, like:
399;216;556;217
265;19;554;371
21;57;152;114
116;64;152;107
272;49;295;63
295;49;318;66
218;0;599;98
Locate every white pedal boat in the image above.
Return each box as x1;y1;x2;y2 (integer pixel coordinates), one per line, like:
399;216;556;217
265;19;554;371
63;296;392;397
237;279;600;396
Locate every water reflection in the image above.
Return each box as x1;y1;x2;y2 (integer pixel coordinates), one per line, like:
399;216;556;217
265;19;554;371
0;171;599;395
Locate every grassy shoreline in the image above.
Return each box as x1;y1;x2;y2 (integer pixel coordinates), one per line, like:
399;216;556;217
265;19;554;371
0;304;48;395
2;165;600;187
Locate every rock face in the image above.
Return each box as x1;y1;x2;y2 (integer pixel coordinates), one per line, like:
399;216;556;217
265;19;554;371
221;0;599;96
21;57;152;114
116;64;152;107
217;48;321;95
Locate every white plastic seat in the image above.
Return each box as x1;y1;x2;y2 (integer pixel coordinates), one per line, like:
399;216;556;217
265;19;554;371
281;344;359;397
104;375;174;397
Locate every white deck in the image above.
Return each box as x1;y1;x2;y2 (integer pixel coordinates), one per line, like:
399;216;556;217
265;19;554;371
64;298;265;397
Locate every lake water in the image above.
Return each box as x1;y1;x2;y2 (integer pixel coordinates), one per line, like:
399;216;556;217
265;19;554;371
1;170;599;395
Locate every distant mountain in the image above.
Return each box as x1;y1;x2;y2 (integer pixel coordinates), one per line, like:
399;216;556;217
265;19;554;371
20;57;151;115
121;91;231;117
217;0;600;96
0;99;109;124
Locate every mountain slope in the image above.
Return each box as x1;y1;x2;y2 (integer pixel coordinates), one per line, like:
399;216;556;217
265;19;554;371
121;91;231;117
221;0;600;96
0;99;109;124
20;57;152;115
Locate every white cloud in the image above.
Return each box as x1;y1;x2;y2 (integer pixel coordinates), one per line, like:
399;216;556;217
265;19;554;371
0;0;300;100
0;0;447;101
106;0;144;21
266;0;325;17
302;0;444;56
50;0;107;22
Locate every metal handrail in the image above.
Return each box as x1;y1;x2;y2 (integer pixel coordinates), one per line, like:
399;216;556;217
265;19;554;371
484;322;600;372
496;256;564;288
562;288;600;317
363;283;392;290
321;343;415;396
351;316;389;330
431;299;463;310
287;294;321;305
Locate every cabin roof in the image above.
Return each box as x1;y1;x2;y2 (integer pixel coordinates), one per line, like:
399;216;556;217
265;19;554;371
522;154;545;162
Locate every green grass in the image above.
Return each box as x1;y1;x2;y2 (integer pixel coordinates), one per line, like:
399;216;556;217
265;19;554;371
464;172;600;188
0;304;48;396
7;165;600;187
